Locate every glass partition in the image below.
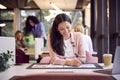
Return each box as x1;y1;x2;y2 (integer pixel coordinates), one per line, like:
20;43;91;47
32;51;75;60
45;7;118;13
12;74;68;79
20;10;83;35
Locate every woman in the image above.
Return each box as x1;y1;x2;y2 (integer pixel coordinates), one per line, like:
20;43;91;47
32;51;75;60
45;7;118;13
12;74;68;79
15;30;30;63
74;23;94;54
48;13;86;66
15;30;27;51
25;16;47;47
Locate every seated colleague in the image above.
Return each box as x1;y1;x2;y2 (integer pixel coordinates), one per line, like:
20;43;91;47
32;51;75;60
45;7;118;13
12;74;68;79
74;24;93;54
15;30;28;51
47;13;86;66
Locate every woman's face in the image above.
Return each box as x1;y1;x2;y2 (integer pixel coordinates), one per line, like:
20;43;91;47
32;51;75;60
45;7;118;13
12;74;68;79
57;21;71;40
29;20;35;27
17;33;23;41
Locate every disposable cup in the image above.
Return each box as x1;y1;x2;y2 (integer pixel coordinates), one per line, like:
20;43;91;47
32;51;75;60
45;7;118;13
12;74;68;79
103;54;112;67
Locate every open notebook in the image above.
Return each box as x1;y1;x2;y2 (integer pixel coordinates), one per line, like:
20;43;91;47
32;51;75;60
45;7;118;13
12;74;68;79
94;46;120;75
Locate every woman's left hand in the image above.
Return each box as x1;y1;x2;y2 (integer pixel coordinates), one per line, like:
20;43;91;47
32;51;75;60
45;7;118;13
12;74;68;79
65;58;82;66
71;58;82;66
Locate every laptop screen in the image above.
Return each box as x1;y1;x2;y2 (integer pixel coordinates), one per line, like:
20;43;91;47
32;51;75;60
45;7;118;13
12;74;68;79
112;46;120;75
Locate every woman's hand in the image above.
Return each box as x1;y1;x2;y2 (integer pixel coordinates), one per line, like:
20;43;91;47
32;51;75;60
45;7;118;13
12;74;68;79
24;47;28;51
65;58;82;66
72;58;82;66
49;56;82;66
50;56;66;65
18;47;28;52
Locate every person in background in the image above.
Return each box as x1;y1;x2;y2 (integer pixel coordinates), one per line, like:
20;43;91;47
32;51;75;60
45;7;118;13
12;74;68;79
74;23;94;54
47;13;86;66
25;16;47;47
15;30;28;51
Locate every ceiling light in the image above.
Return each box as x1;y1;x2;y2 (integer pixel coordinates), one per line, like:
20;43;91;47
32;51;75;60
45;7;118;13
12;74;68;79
87;3;90;8
0;4;7;9
50;2;63;13
0;23;6;27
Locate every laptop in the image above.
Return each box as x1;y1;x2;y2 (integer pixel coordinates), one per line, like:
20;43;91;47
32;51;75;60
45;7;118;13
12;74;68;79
112;46;120;74
94;46;120;75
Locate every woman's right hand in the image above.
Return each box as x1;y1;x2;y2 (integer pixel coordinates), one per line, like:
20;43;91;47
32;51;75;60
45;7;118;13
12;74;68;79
50;56;66;65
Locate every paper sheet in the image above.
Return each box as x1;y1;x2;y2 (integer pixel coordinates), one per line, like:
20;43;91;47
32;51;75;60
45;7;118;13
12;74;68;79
31;64;96;68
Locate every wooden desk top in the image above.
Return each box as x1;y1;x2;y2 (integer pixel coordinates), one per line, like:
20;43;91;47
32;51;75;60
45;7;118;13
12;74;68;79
25;48;35;56
25;48;49;57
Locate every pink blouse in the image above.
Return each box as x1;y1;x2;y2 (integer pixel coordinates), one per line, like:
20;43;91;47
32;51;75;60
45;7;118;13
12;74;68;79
47;32;86;65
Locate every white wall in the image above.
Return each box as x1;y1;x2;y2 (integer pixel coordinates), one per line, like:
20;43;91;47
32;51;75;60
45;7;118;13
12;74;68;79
35;38;44;59
0;37;15;64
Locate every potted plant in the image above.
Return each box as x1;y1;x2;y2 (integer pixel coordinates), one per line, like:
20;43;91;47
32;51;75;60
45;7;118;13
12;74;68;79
0;50;14;72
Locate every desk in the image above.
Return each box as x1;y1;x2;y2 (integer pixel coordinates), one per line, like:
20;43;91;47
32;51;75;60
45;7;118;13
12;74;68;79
25;48;35;57
25;48;49;57
0;63;118;80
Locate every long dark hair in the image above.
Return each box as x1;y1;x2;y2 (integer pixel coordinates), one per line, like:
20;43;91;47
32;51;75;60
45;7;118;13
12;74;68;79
50;13;71;56
24;16;39;36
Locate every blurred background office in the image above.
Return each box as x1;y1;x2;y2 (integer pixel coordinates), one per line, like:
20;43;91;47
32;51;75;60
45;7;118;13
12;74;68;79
0;0;120;63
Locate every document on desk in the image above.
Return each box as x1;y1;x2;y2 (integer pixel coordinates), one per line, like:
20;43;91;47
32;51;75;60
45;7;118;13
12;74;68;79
32;64;64;68
28;63;102;69
64;64;96;69
79;64;96;68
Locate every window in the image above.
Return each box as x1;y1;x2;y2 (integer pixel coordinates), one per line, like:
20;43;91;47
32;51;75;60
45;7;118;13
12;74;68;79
20;9;83;47
0;9;14;37
20;10;83;36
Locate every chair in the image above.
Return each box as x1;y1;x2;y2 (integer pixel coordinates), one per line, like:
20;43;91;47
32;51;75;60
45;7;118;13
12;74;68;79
16;49;29;64
85;52;98;63
10;74;115;80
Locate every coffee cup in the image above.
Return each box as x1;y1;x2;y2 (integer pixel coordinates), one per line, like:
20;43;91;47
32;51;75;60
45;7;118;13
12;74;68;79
103;54;112;67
